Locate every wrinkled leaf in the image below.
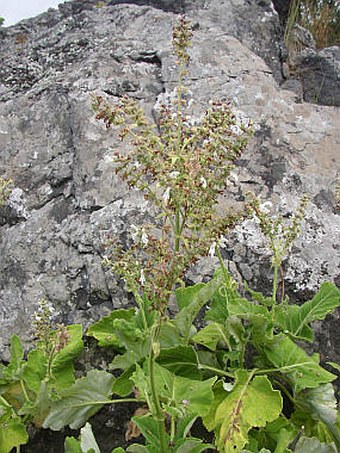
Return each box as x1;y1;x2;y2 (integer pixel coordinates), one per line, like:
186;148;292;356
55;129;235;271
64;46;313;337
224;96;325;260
43;370;114;430
0;412;28;453
208;370;282;452
294;436;337;453
263;335;336;392
296;384;340;447
51;324;84;390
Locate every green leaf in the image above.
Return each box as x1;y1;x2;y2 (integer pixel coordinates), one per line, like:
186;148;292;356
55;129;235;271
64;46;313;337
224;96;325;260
0;412;28;453
132;415;160;450
176;283;206;311
156;346;201;379
174;438;215;453
43;370;114;430
192;323;229;351
247;415;297;453
112;448;126;453
244;282;274;307
87;308;136;347
3;335;24;381
80;423;100;453
275;305;314;341
227;296;270;320
208;370;282;453
153;363;216;418
263;335;336;392
126;445;151;453
174;275;223;342
22;349;48;394
65;436;82;453
111;366;135;397
295;384;340;448
326;362;340;372
294;436;337;453
159;322;184;348
274;282;340;341
51;324;84;390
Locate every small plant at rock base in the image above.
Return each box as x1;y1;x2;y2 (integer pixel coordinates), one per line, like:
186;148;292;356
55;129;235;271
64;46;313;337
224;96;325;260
0;300;84;453
0;177;13;207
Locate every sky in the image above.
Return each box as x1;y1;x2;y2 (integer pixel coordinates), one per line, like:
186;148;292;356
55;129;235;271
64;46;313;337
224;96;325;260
0;0;71;27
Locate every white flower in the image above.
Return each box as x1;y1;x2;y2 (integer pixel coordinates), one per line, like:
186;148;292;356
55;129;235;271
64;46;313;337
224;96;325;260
130;224;139;241
162;187;171;205
227;172;238;185
251;213;261;224
208;241;216;257
223;382;234;392
218;235;228;249
259;201;273;215
200;176;207;189
169;171;180;179
139;269;146;286
141;228;148;246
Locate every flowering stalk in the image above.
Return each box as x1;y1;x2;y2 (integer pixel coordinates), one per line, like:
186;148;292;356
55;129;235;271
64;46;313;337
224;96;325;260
93;16;253;452
250;195;308;303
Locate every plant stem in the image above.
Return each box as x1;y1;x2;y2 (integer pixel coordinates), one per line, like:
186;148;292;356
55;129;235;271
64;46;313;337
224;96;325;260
198;364;235;379
174;206;181;253
148;324;168;453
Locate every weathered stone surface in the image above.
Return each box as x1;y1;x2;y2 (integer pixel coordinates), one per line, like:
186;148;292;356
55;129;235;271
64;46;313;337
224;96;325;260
0;0;339;363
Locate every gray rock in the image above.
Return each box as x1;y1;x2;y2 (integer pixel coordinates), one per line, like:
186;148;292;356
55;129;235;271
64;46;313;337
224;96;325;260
0;0;339;364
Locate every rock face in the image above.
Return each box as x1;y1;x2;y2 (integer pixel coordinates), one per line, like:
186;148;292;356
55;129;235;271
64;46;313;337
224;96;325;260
0;0;339;362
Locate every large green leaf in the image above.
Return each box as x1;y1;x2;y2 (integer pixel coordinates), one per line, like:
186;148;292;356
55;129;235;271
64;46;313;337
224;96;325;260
87;308;136;347
207;370;282;453
247;415;297;453
2;335;24;382
174;275;223;342
156;346;200;379
0;409;28;453
192;323;230;351
43;370;114;430
263;335;336;392
274;283;340;341
22;349;48;394
295;384;340;448
294;436;337;453
176;283;206;311
132;414;160;450
152;363;216;417
51;324;84;390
